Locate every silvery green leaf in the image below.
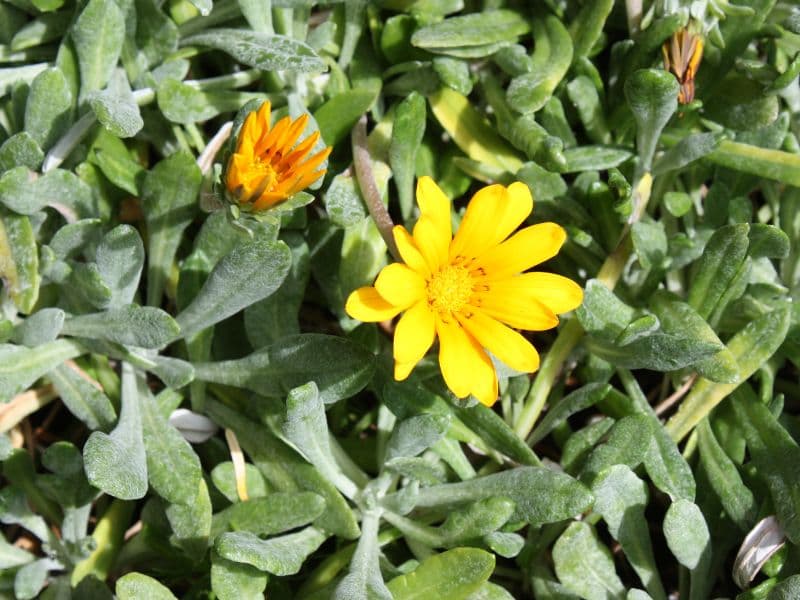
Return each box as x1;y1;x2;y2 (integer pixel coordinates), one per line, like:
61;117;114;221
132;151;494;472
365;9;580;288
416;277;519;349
212;492;326;538
24;67;73;151
12;308;65;347
165;478;212;559
141;389;202;505
48;219;103;260
483;532;524;559
211;553;267;600
0;167;93;216
389;92;426;220
0;340;82;402
334;510;391;600
72;0;125;100
215;527;327;576
323;171;367;228
176;238;292;339
142;151;201;306
553;521;625;600
14;558;56;600
592;466;665;599
624;69;679;170
88;69;143;138
48;363;116;431
0;133;44;172
663;499;710;569
116;573;177;600
652;132;721;176
529;383;611;445
194;334;374;404
0;209;39;313
0;64;48;97
211;462;268;503
411;10;529;49
95;224;144;307
384;414;449;462
0;532;34;569
181;29;325;73
83;362;148;500
386;548;495;599
0;486;49;540
62;305;180;349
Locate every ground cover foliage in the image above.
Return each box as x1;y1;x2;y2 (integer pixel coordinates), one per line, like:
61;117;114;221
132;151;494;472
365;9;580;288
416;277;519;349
1;0;800;598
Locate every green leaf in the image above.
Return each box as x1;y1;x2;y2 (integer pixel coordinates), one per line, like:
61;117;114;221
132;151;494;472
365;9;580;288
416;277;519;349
666;306;791;442
385;414;449;462
0;167;93;216
176;238;292;339
165;478;212;559
663;499;710;569
88;69;144;138
83;363;148;500
323;171;367;228
644;423;695;502
560;146;632;173
389;92;426;220
212;492;326;538
748;224;790;259
687;224;750;322
696;419;756;531
530;384;612;444
624;69;679;170
592;465;664;600
707;140;800;187
585;332;721;372
12;308;64;347
411;9;529;49
387;548;495;600
194;334;374;404
313;88;377;148
72;0;125;100
141;390;202;505
0;133;44;172
652;132;721;176
553;521;625;600
731;390;800;544
156;80;257;125
407;466;592;525
142;151;201;306
507;16;573;114
568;0;614;60
48;363;116;431
215;527;327;576
14;558;53;600
62;305;180;349
0;532;34;569
452;403;539;466
181;29;325;73
0;210;39;313
631;220;667;270
24;67;73;151
0;340;82;402
0;64;48;97
211;553;267;600
650;291;738;384
116;572;177;600
95;225;145;307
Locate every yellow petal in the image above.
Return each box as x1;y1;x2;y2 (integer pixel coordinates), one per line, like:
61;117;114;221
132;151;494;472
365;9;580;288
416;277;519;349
416;176;452;240
374;263;426;310
457;309;540;373
394;300;435;365
473;223;566;280
471;291;558;331
393;226;431;279
394;360;416;381
488;273;583;315
450;183;533;261
345;287;402;322
436;316;497;405
413;215;448;272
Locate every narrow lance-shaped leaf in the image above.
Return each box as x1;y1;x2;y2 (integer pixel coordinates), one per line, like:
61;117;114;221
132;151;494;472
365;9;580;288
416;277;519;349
215;527;327;576
142;151;201;306
62;305;180;349
663;499;710;570
0;210;39;313
181;29;325;73
553;521;626;600
176;238;292;339
624;69;679;170
389;92;426;221
386;548;495;600
48;363;116;431
95;225;144;307
0;340;83;402
334;510;391;600
593;465;665;600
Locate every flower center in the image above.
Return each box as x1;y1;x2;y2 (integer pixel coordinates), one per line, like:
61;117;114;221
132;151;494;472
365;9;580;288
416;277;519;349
427;265;473;314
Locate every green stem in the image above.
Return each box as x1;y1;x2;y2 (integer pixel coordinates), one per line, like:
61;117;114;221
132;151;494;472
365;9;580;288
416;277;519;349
71;499;135;585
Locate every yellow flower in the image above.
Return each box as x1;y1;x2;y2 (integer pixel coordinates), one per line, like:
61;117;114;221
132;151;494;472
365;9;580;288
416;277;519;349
225;101;331;211
345;177;583;406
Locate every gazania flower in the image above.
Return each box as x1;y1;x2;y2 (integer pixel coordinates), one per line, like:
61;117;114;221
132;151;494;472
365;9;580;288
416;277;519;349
662;28;703;104
225;101;331;211
345;177;583;406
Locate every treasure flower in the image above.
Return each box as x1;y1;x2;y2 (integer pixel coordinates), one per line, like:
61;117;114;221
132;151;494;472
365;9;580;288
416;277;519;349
345;177;583;406
225;101;331;211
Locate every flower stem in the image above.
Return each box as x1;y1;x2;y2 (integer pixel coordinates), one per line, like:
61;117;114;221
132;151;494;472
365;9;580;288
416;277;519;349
352;115;400;261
